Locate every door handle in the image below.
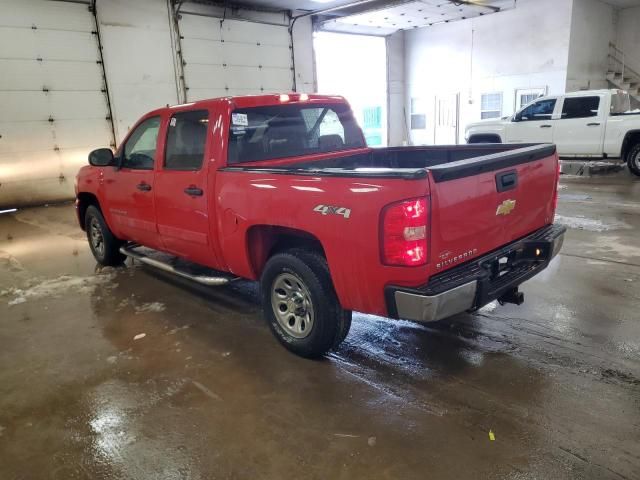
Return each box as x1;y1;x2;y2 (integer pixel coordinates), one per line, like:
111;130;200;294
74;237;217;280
495;170;518;192
540;125;552;128
136;182;152;192
184;186;203;196
587;122;601;126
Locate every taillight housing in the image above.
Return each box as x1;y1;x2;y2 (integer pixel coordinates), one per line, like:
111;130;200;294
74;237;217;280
381;197;428;266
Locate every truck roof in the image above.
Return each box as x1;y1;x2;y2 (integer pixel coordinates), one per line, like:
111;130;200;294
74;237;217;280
147;93;349;116
562;89;624;97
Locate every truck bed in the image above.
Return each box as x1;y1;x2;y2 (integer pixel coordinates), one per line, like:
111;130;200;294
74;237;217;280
220;144;555;182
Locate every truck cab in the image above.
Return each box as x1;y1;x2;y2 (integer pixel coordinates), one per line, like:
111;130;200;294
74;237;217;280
465;89;640;175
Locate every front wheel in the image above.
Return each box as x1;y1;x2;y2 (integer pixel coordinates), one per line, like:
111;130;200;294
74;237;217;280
260;249;351;358
84;205;125;266
627;143;640;177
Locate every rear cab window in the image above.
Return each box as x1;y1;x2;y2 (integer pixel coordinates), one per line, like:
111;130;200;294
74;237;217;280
227;103;366;164
560;96;601;119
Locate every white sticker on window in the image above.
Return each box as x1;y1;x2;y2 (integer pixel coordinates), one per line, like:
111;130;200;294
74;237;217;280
170;117;177;127
231;113;248;126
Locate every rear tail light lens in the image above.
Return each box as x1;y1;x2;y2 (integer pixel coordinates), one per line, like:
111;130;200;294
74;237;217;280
381;197;428;266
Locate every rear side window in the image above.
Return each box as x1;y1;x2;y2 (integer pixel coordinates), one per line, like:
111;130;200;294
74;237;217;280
561;96;600;119
227;103;365;164
165;110;209;170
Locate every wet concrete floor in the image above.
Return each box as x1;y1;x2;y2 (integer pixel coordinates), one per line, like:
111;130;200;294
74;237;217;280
0;170;639;479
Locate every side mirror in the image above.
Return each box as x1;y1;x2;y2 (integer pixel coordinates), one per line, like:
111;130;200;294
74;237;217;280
512;113;520;122
89;148;115;167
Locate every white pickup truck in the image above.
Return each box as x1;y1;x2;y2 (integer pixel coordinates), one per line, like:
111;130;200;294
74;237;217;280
465;89;640;176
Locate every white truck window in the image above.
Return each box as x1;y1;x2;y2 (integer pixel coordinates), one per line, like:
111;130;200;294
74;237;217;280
516;99;556;122
561;97;600;119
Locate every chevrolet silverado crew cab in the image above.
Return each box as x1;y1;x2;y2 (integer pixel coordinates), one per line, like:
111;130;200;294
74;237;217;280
77;93;565;358
465;89;640;176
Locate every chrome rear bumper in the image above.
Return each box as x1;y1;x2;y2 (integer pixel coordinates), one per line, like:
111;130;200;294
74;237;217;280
387;224;566;323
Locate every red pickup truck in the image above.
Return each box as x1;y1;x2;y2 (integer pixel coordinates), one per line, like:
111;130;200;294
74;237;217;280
76;93;565;358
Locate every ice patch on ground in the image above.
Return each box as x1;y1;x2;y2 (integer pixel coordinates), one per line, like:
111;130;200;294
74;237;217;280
3;273;115;306
134;302;166;314
554;214;629;232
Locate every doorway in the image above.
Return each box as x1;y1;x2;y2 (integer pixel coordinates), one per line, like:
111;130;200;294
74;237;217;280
434;93;460;145
314;32;387;147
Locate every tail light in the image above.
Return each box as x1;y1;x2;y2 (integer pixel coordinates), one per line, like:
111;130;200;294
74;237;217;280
381;197;428;266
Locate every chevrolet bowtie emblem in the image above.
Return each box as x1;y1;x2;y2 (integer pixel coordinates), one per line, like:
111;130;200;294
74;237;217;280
496;199;516;216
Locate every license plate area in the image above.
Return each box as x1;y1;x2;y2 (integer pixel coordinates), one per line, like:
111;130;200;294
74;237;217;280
487;242;549;280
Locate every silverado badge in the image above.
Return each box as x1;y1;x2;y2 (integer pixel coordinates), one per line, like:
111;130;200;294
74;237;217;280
496;199;516;216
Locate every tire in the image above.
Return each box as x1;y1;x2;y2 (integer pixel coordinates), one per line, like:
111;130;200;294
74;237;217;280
84;205;126;266
260;248;352;358
626;143;640;177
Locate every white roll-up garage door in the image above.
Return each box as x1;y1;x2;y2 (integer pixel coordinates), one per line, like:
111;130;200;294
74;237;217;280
178;14;294;101
0;0;113;208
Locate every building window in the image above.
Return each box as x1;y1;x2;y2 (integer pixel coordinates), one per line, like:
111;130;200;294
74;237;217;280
480;93;503;119
410;97;426;130
515;87;547;110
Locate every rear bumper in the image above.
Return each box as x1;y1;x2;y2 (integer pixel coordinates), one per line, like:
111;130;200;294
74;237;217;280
386;224;566;323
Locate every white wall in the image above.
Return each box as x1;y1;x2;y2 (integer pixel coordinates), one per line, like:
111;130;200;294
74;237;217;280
387;31;407;146
405;0;573;145
616;6;640;74
566;0;616;92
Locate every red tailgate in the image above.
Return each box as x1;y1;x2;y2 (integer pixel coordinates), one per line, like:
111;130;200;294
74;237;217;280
427;151;558;276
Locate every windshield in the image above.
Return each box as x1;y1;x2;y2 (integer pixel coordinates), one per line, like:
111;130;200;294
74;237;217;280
227;103;366;164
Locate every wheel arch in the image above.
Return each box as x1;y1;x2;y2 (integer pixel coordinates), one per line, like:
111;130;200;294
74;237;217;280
76;192;101;231
246;225;327;278
621;130;640;161
467;133;503;144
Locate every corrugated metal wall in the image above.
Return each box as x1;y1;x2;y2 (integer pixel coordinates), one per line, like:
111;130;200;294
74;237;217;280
0;0;298;208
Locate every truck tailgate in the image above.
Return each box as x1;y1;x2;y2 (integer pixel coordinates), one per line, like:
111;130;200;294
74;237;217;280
427;145;558;274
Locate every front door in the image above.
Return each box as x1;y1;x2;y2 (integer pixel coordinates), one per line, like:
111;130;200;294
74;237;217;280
553;95;605;156
154;109;221;268
434;93;459;145
102;116;162;249
505;97;557;144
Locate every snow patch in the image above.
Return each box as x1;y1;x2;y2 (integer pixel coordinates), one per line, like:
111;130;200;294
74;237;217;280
135;302;166;314
554;214;629;232
5;273;114;306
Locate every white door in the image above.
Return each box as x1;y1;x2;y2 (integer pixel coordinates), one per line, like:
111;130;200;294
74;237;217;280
553;95;605;156
434;93;459;145
178;14;293;100
0;0;113;207
505;98;557;144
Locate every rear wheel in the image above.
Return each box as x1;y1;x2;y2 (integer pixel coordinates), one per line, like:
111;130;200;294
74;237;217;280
627;143;640;177
84;205;125;266
260;249;351;358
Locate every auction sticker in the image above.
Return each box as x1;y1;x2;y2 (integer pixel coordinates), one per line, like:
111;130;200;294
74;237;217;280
231;113;248;126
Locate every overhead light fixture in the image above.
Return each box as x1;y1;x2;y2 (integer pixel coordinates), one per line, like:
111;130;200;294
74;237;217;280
311;0;337;3
0;208;17;215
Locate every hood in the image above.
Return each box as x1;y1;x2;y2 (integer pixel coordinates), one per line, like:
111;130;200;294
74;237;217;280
465;117;509;130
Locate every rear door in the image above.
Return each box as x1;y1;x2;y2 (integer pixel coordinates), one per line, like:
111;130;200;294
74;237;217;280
154;108;222;268
553;95;605;156
102;116;161;249
505;98;557;144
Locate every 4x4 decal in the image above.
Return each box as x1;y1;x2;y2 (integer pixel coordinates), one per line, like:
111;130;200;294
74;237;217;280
313;204;351;219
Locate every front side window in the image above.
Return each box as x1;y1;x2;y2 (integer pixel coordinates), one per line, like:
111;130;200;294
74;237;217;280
516;99;556;122
561;96;600;119
122;116;160;170
165;110;209;171
227;103;365;164
480;93;503;119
